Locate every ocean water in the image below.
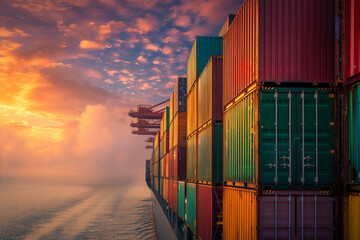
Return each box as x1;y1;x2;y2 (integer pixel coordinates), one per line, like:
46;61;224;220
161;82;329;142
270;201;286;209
0;181;157;240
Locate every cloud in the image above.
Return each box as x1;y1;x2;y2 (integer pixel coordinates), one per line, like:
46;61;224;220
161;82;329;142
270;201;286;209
135;14;160;34
136;55;148;63
0;27;28;37
161;46;173;55
140;83;152;90
79;40;106;49
174;15;192;28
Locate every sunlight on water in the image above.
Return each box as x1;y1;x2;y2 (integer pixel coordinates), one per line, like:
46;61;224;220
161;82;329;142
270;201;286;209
0;181;156;240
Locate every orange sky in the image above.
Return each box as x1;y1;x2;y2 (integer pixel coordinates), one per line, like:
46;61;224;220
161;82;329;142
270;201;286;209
0;0;243;184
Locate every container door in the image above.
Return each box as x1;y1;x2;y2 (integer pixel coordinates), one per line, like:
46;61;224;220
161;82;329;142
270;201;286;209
295;195;334;240
295;90;334;186
258;194;296;239
259;89;295;186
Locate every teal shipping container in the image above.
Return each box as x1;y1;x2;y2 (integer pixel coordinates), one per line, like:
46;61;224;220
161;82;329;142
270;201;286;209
224;86;335;189
187;134;197;181
178;181;185;220
197;123;223;185
346;81;360;185
187;36;223;93
197;56;223;129
186;183;196;233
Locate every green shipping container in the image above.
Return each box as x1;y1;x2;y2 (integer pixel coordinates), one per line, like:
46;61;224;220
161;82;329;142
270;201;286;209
178;181;185;219
224;87;334;188
187;134;197;181
187;36;223;93
186;183;196;232
197;123;223;185
347;82;360;185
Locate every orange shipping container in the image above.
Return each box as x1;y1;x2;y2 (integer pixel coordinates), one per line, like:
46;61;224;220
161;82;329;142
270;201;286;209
223;187;257;240
187;82;198;136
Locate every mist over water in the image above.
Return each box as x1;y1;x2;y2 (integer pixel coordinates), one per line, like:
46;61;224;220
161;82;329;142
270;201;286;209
0;181;156;240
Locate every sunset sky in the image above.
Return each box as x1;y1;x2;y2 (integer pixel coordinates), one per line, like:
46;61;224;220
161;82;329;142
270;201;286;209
0;0;243;184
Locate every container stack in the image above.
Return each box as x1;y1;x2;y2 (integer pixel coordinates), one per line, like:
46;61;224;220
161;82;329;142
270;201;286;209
186;37;224;240
159;107;170;202
222;0;337;239
343;0;360;238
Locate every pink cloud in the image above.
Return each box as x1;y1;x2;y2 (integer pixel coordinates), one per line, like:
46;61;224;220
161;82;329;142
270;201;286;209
0;27;28;37
161;46;173;55
105;79;114;84
136;55;148;63
79;40;106;49
135;14;159;34
174;15;192;28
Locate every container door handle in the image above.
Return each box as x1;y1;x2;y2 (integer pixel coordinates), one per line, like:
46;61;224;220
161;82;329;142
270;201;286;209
288;194;291;240
301;90;305;185
288;90;292;185
314;91;319;185
274;91;278;185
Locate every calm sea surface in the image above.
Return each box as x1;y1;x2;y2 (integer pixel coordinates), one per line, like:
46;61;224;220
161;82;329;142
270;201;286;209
0;181;156;240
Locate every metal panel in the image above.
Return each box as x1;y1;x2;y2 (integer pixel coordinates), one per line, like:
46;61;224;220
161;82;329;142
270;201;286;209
223;0;335;107
345;0;360;84
173;112;187;149
174;77;187;115
170;92;174;123
187;82;198;136
178;181;186;219
197;56;223;129
187;37;223;93
345;193;360;240
169;180;178;212
223;187;257;240
197;123;223;184
174;146;186;181
224;91;255;184
259;88;334;188
258;192;335;240
218;14;236;37
346;82;360;184
187;134;197;181
196;185;223;240
186;183;196;233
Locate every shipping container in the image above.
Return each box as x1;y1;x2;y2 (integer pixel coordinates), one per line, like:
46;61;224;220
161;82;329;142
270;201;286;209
154;132;160;152
174;77;187;115
160;131;169;158
223;187;335;240
224;87;335;189
178;181;186;220
223;187;257;240
218;14;236;37
196;185;223;240
169;180;178;212
345;0;360;85
258;191;335;240
187;36;223;93
344;193;360;240
187;82;198;136
170;112;187;150
197;123;223;185
223;0;335;107
164;178;169;202
346;82;360;185
186;183;196;233
154;161;159;177
154;176;159;192
197;56;223;129
160;107;170;136
170;92;174;123
187;134;197;181
172;146;186;180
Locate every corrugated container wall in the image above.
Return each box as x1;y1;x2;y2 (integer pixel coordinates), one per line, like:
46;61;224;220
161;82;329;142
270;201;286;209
170;112;187;150
187;36;223;93
346;82;360;185
160;107;170;136
178;181;186;219
196;185;223;240
187;82;198;136
173;146;186;180
186;183;196;233
174;77;187;114
170;92;174;122
197;56;223;129
224;87;335;188
344;193;360;240
223;187;257;240
258;191;335;239
223;0;335;107
345;0;360;85
169;180;178;212
197;123;223;185
187;134;197;181
218;14;236;37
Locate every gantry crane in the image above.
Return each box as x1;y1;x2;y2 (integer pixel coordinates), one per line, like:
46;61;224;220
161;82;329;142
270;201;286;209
128;99;169;148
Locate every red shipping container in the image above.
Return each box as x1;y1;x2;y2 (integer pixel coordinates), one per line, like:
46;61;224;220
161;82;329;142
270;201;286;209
345;0;360;85
173;146;186;180
196;184;223;240
223;0;335;107
169;180;178;212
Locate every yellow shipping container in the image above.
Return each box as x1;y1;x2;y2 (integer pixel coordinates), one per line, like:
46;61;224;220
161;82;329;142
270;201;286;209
223;187;257;240
187;82;198;137
345;193;360;240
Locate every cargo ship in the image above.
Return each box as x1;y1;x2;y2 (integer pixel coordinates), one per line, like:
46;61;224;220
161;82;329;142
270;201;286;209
143;0;360;239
